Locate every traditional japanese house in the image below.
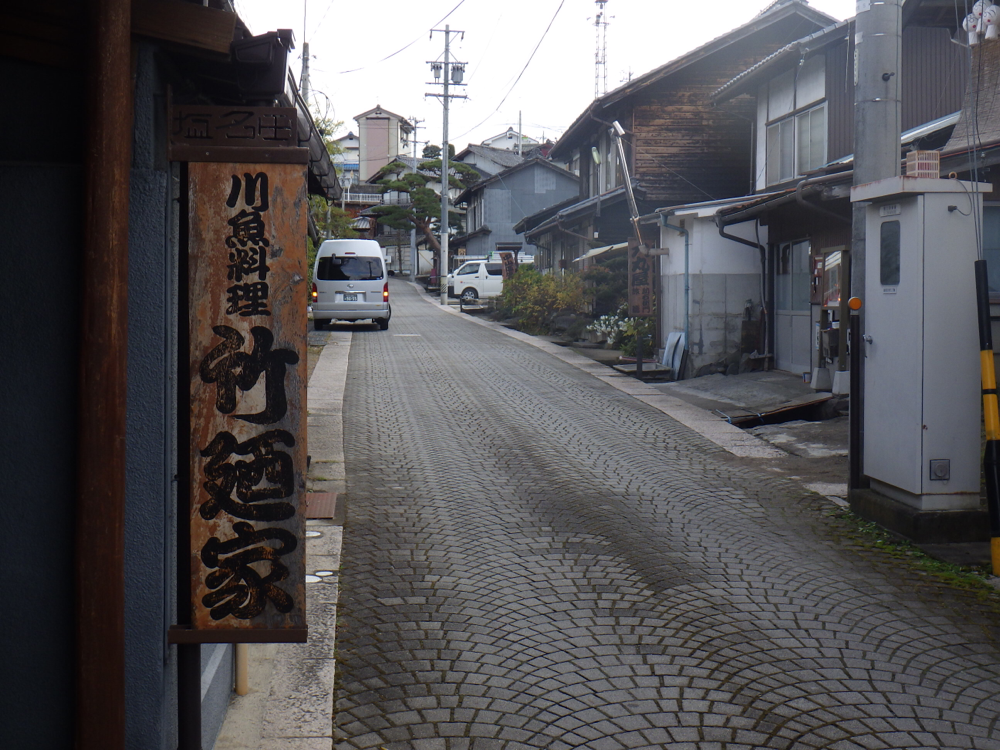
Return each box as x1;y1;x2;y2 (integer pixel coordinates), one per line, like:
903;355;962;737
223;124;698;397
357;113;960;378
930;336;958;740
519;0;837;274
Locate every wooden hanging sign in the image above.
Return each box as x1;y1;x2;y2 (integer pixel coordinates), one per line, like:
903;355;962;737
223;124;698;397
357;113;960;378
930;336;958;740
179;159;309;643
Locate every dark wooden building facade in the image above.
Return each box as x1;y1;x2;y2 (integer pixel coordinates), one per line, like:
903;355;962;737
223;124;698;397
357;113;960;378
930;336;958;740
521;0;837;271
1;2;339;749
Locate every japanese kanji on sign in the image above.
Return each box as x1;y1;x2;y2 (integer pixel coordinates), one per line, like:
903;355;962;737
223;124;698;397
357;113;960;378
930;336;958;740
186;160;308;641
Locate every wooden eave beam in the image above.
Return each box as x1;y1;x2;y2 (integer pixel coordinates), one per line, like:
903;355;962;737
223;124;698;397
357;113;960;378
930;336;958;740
130;0;236;55
1;0;235;69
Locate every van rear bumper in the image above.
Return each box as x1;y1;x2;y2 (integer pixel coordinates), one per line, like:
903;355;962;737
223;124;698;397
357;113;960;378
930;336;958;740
313;303;389;321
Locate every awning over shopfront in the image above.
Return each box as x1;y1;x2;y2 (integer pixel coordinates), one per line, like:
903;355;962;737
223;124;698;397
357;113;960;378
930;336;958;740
572;242;628;264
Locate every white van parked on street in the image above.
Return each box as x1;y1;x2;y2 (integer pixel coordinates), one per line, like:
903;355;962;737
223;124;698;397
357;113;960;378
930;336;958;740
311;239;391;330
447;260;505;303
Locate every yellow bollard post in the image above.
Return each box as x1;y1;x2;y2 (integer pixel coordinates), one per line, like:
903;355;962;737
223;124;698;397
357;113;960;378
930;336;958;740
974;260;1000;575
235;643;249;696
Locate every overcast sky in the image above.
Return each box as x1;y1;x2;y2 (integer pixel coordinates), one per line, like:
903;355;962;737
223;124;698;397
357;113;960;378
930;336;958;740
233;0;857;152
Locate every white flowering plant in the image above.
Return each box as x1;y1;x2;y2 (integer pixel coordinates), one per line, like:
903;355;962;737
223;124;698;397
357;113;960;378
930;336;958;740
586;305;630;347
586;304;655;354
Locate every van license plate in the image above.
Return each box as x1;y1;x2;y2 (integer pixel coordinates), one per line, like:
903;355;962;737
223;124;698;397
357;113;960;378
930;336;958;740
343;293;358;301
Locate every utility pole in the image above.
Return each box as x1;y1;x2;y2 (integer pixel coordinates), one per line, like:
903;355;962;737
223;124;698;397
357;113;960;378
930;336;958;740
301;2;310;107
428;25;467;304
849;0;902;489
409;117;424;282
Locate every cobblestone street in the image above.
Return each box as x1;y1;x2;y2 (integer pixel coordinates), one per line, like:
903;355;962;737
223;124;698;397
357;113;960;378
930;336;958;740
333;280;1000;750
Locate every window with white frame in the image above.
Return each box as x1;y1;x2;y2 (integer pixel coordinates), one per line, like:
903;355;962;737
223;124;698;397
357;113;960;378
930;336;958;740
758;55;827;188
604;133;617;193
765;104;827;185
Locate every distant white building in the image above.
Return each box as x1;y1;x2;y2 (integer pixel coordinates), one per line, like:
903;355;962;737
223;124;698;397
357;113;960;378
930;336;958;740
354;106;413;182
480;126;539;152
332;131;360;186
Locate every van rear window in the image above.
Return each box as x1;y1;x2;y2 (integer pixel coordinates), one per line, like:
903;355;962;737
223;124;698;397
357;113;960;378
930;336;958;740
485;264;503;276
317;256;384;281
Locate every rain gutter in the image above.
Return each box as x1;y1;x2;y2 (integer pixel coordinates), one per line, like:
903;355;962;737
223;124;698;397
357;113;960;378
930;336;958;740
795;172;853;226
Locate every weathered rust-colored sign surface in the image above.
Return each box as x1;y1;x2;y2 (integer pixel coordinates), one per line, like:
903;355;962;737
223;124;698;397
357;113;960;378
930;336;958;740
187;161;308;640
628;242;654;317
499;252;516;281
169;106;304;163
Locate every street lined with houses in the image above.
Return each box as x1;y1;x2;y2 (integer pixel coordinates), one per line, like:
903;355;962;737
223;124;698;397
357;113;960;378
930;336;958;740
326;281;1000;750
16;1;1000;747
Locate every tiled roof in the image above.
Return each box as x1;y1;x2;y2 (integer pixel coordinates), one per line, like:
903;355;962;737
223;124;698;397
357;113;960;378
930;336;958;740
712;20;849;102
461;144;525;168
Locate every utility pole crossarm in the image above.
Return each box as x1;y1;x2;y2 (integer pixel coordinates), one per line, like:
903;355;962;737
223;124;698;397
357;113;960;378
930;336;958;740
428;25;468;305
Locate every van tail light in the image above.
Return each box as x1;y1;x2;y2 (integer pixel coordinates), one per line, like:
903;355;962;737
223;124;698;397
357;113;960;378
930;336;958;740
383;282;389;301
311;282;318;302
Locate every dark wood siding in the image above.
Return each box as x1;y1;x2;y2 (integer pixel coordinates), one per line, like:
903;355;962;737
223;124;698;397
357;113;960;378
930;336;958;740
826;39;854;162
828;26;965;162
630;18;829;206
901;26;966;132
767;202;851;246
633;78;757;204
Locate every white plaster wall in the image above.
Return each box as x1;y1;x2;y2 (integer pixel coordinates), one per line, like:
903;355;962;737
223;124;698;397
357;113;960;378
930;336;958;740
659;217;764;276
659;216;766;371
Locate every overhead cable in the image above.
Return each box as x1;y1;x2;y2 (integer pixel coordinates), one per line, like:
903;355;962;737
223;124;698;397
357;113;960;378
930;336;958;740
452;0;566;142
337;0;469;74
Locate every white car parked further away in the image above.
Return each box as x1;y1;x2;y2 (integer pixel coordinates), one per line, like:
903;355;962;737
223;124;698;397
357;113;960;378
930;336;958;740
447;261;504;303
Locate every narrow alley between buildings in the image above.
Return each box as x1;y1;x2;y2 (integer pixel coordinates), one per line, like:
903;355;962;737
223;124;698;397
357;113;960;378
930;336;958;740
331;279;1000;750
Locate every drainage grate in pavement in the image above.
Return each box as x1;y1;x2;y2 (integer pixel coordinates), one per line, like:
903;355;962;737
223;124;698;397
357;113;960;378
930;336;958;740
305;492;339;520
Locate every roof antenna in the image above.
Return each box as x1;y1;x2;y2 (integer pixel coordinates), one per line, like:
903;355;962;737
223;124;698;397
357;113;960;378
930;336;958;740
593;0;611;98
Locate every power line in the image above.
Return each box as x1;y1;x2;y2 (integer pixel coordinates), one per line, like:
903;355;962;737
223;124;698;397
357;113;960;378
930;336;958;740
452;0;566;142
311;0;338;37
466;10;504;83
337;0;469;74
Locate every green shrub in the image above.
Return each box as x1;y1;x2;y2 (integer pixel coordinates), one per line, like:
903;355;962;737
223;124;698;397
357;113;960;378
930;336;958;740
582;255;627;316
619;315;657;357
497;267;589;334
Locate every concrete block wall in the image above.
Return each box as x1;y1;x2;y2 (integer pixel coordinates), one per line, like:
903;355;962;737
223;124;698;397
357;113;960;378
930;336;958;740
662;273;760;372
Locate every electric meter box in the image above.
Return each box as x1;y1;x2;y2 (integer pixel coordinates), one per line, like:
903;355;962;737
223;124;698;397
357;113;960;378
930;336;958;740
851;177;988;511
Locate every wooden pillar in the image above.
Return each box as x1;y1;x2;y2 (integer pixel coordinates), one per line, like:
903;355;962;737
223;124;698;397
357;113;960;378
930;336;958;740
76;0;132;747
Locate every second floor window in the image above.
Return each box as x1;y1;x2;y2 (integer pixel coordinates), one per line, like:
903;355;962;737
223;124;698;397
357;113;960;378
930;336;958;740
585;131;623;198
766;103;827;185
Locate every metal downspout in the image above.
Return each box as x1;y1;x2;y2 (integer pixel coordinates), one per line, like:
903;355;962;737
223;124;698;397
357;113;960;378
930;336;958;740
659;217;690;367
714;213;771;361
714;172;851;366
715;213;765;252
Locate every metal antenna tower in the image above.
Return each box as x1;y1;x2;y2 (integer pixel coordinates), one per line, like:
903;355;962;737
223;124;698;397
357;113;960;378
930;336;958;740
594;0;609;98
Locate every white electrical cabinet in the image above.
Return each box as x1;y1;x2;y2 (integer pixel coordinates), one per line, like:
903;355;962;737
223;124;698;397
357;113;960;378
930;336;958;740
852;177;987;511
